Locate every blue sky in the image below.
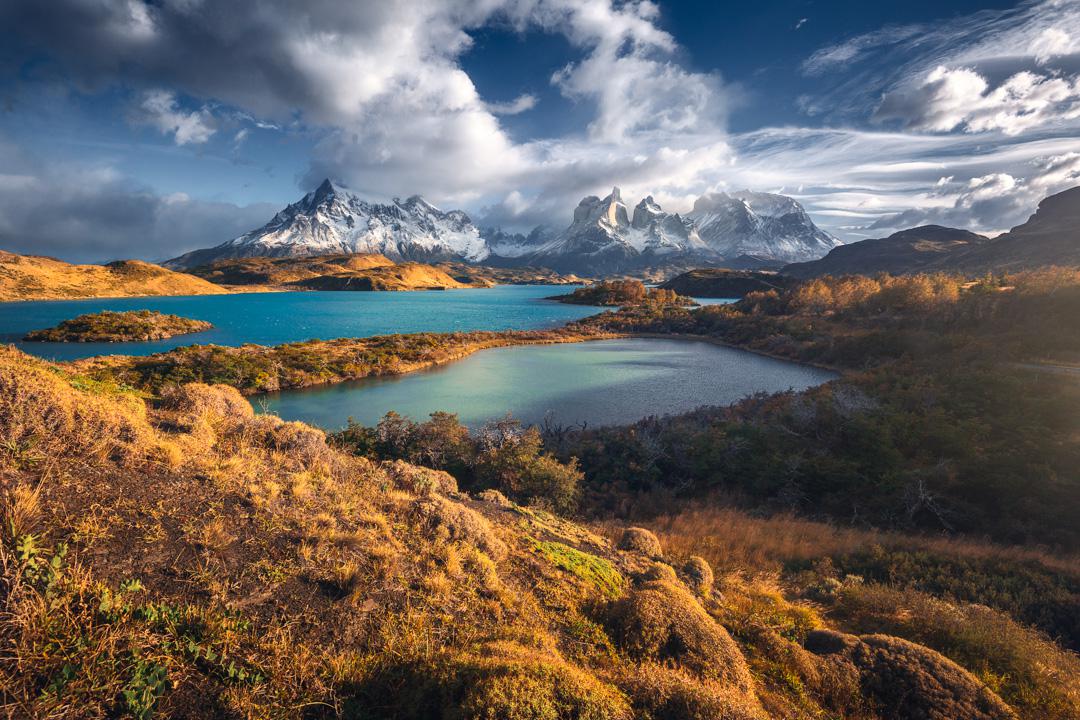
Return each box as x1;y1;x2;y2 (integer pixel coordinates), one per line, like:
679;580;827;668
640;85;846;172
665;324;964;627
1;0;1078;262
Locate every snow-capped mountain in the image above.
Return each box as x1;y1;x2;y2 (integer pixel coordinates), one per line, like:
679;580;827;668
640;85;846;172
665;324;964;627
166;179;489;269
482;225;556;260
167;180;839;276
688;190;841;263
525;188;706;274
523;187;834;274
627;195;705;254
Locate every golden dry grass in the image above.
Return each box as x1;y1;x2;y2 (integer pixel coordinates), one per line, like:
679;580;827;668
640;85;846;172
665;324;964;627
607;506;1080;577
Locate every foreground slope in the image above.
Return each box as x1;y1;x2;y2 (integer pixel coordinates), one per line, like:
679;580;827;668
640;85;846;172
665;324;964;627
2;347;1056;718
0;251;226;301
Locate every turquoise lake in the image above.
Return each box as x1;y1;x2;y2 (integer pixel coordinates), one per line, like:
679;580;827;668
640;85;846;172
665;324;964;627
0;287;827;429
0;286;601;361
257;337;836;429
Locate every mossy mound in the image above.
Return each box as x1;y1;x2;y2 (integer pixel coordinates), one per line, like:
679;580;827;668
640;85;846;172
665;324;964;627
617;526;663;558
532;539;625;599
606;578;755;694
412;494;508;561
445;642;633;720
805;630;1016;720
682;556;715;597
623;663;766;720
385;459;459;495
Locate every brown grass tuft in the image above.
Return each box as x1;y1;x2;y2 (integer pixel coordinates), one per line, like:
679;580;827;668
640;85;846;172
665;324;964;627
605;577;756;694
617;526;663;558
622;662;766;720
806;629;1016;720
411;495;507;561
384;459;458;496
0;347;154;465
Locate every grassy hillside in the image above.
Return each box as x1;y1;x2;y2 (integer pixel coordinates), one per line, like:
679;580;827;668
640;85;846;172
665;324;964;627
0;252;226;302
186;253;398;286
3;347;1076;718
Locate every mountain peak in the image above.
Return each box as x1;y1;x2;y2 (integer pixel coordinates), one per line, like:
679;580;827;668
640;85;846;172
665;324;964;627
312;178;341;202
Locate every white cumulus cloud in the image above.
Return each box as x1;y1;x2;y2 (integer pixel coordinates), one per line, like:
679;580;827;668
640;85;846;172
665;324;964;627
874;66;1080;135
139;90;216;145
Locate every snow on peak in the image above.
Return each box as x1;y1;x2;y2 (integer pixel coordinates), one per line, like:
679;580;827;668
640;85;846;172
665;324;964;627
167;182;489;268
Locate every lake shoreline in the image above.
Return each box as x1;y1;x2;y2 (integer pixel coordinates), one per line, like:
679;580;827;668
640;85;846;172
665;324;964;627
257;336;839;430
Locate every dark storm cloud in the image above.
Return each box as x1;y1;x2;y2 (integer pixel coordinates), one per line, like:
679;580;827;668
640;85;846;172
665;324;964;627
0;140;273;262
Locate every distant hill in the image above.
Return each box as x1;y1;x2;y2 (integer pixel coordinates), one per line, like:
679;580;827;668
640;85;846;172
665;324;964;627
659;268;795;298
187;253;477;291
783;186;1080;278
0;251;225;302
945;186;1080;274
782;226;989;279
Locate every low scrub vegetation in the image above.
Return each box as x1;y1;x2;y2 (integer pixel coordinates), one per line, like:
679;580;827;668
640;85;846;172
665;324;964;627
24;310;213;343
334;411;583;514
551;278;696;307
557;270;1080;551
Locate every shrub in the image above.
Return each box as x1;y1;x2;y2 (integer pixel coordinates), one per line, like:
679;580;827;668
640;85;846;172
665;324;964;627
341;413;583;515
475;423;582;514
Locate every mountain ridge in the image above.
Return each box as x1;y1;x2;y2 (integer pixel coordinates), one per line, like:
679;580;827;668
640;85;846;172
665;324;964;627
167;181;840;275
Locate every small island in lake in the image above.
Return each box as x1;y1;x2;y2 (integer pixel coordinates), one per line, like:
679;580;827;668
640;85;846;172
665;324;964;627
658;268;795;298
24;310;214;342
550;278;697;307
